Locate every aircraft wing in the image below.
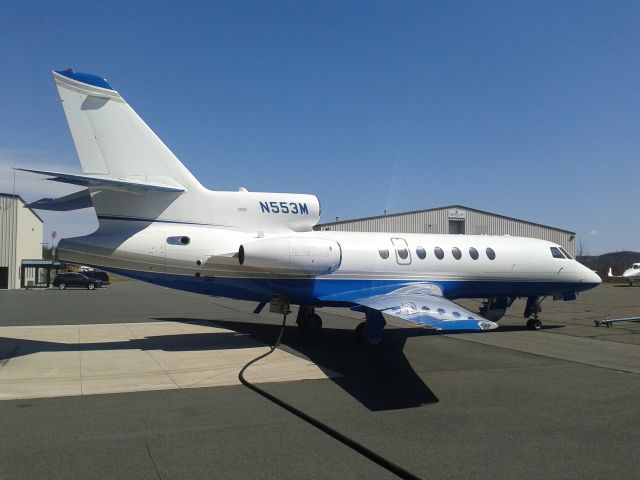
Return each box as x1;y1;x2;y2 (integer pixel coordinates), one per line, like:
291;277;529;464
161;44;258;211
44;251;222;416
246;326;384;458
350;284;498;331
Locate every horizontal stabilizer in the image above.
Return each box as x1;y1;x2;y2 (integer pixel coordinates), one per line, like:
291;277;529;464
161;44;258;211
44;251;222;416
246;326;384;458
27;189;93;211
15;168;185;192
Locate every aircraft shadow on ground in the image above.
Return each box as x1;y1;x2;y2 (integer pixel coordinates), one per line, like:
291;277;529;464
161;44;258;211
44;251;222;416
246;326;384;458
156;317;441;411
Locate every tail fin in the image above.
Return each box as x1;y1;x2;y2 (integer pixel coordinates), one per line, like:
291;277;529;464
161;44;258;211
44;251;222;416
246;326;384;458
49;70;319;233
608;267;614;277
53;69;201;191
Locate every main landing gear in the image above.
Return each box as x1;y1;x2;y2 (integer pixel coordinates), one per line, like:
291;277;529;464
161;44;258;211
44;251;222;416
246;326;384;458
524;296;543;330
296;305;387;346
296;305;322;333
354;308;386;347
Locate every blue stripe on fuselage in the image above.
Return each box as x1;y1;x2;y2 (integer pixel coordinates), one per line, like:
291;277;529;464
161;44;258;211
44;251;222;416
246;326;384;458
93;267;599;306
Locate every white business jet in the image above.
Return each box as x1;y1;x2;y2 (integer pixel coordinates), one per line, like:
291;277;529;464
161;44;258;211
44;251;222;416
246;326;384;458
19;70;601;344
608;264;640;286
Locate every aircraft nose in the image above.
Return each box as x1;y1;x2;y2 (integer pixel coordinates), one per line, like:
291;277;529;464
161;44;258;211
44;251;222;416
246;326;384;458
583;266;602;285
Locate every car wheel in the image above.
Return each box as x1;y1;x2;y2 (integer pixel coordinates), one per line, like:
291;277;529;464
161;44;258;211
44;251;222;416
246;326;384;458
87;283;95;290
58;283;66;290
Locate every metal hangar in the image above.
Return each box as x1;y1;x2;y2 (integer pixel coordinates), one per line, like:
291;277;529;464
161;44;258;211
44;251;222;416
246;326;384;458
315;204;575;256
0;193;44;289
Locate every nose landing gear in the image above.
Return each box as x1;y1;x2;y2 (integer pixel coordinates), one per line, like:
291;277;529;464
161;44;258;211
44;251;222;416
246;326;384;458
524;296;544;330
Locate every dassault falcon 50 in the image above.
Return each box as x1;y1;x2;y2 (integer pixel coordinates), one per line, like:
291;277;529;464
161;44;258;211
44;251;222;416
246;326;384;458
20;69;601;344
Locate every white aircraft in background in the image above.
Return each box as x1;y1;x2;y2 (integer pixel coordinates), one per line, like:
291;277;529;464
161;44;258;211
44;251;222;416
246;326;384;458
608;264;640;286
19;70;601;344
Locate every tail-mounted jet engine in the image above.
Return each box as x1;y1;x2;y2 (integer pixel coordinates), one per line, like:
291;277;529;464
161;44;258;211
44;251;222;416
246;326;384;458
238;237;342;276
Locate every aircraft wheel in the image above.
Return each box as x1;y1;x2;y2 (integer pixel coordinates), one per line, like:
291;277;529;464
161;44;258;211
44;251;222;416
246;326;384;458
355;322;381;347
87;283;96;290
58;283;66;290
299;313;322;333
527;318;542;331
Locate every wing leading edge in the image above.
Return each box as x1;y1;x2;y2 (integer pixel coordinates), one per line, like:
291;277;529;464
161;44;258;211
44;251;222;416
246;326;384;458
351;284;498;332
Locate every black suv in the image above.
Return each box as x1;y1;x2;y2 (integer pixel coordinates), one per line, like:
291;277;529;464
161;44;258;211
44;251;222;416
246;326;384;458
52;272;103;290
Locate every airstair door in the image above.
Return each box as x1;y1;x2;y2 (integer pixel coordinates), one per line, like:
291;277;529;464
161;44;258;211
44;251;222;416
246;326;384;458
391;238;411;265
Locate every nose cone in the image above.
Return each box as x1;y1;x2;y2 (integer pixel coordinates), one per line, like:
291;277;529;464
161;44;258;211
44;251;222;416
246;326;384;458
581;265;602;289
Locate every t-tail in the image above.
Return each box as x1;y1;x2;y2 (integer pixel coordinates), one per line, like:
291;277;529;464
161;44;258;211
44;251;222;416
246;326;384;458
19;70;320;232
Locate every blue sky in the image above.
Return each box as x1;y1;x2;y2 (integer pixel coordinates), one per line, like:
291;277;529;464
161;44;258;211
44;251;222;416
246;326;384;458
0;1;638;254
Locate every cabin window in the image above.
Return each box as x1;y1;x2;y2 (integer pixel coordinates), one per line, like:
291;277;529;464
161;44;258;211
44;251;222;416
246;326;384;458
452;247;462;260
469;247;479;260
416;246;426;260
379;249;390;259
434;247;445;260
559;247;573;259
550;247;565;259
486;247;496;260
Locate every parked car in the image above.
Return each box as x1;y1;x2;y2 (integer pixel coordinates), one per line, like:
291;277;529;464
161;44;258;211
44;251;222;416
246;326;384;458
52;272;103;290
84;270;110;285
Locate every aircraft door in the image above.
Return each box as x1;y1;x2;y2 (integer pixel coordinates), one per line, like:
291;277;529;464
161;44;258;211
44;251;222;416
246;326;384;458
391;238;411;265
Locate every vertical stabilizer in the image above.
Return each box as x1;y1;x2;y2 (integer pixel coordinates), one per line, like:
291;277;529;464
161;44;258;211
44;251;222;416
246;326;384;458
53;69;202;191
52;69;212;227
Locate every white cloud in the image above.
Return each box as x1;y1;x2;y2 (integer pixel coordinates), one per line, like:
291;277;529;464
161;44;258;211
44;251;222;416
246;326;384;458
589;229;599;236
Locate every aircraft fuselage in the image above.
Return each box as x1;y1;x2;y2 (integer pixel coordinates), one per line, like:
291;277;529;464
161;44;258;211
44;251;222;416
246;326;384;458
58;224;601;306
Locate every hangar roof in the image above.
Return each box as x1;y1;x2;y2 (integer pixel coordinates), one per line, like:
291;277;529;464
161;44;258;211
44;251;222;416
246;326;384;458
0;192;44;223
317;204;575;235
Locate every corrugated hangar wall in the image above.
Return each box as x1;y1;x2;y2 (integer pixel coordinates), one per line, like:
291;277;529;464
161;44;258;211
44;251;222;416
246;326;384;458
0;194;19;289
0;194;44;289
315;205;576;256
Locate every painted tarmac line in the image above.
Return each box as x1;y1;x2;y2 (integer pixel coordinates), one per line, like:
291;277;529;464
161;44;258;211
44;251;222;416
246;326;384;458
0;321;338;400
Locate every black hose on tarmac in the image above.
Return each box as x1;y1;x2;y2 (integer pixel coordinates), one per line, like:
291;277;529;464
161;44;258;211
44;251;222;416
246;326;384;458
238;313;421;480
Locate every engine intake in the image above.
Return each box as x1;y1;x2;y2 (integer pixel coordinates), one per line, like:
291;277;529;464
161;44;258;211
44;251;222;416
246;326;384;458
239;237;341;275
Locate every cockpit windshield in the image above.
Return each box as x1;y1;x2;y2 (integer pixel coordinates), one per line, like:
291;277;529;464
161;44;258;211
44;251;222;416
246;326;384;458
550;247;566;259
559;247;573;259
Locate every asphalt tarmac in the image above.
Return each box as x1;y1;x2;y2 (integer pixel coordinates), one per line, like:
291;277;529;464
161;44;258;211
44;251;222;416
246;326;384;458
1;280;639;479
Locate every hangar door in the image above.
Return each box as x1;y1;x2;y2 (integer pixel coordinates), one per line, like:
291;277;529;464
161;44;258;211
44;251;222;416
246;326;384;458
0;267;8;289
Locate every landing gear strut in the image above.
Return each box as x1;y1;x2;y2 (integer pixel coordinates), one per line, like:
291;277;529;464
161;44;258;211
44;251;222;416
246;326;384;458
524;296;543;330
354;308;386;346
296;305;322;333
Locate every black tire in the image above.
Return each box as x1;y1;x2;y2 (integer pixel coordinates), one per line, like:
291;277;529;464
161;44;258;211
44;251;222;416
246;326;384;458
58;283;66;290
87;283;96;290
354;321;382;347
527;318;542;331
303;313;322;333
